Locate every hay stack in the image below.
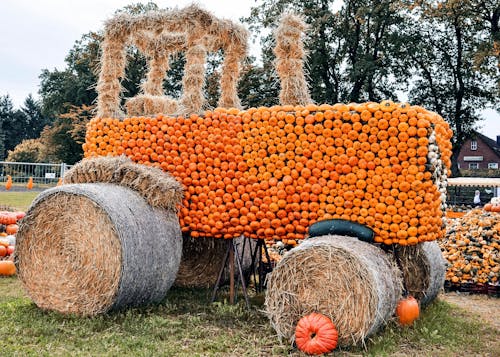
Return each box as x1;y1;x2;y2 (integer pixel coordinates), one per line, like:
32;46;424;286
125;95;179;117
15;183;182;316
394;241;446;307
174;236;255;288
265;236;402;347
63;156;183;211
274;13;312;106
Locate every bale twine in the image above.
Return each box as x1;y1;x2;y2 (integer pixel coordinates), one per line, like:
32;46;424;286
174;236;255;288
265;236;402;347
393;241;446;307
15;183;182;316
63;156;183;211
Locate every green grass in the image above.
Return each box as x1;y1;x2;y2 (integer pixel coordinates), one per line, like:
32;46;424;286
0;277;498;356
0;191;39;211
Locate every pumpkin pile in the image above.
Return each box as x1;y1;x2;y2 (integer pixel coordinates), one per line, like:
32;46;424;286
0;210;23;276
441;209;500;286
483;197;500;212
84;100;452;245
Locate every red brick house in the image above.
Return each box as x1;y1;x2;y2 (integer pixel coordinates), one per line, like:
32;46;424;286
457;131;500;172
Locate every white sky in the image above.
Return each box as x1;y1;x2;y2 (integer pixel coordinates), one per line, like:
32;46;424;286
0;0;499;138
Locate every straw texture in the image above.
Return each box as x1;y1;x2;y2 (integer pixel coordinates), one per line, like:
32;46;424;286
265;235;402;347
96;4;248;118
274;13;312;106
174;236;255;287
63;156;183;211
15;183;182;316
394;241;446;307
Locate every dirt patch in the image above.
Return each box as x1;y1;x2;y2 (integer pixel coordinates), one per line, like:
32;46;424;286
440;292;500;330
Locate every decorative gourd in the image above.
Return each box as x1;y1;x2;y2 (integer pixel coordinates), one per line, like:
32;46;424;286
295;312;338;355
5;175;12;191
0;260;16;276
395;296;420;326
27;177;33;190
5;224;18;235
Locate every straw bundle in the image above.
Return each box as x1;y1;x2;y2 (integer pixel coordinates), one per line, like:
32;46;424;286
394;241;446;307
274;13;312;106
63;156;183;211
179;43;207;114
15;183;182;316
125;95;179;116
174;236;253;287
265;236;402;347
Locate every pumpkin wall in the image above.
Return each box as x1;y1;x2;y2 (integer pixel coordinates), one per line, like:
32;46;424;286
83;100;452;245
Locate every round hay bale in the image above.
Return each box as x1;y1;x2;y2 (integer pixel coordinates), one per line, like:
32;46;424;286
394;241;446;307
15;183;182;316
174;236;255;288
265;235;402;347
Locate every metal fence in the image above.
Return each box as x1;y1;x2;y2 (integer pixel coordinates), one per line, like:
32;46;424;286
0;161;72;186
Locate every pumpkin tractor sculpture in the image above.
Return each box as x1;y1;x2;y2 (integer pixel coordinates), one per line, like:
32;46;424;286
16;5;451;352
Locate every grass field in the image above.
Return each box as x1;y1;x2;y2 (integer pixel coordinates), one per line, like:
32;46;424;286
0;191;39;211
0;277;498;356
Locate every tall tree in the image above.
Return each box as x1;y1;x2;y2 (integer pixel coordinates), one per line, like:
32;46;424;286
0;95;30;160
243;0;411;104
21;94;49;139
402;1;498;176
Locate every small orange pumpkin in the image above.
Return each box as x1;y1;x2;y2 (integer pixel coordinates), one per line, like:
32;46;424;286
295;312;338;355
491;205;500;213
5;224;18;235
484;203;492;212
0;260;16;276
396;296;420;326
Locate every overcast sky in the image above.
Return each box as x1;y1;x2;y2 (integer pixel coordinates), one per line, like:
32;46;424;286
0;0;498;138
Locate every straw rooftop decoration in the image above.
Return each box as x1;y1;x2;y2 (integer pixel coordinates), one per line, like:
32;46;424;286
394;241;446;307
265;236;402;347
15;183;182;316
96;4;248;118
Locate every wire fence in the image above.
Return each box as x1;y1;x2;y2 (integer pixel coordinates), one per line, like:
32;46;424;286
0;161;72;187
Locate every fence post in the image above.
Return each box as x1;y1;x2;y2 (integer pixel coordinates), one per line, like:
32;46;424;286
60;163;67;178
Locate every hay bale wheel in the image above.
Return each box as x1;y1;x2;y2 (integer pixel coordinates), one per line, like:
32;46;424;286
394;241;446;307
265;235;402;347
174;236;255;288
15;183;182;316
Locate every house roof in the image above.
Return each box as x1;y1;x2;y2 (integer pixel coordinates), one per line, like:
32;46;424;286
473;131;500;158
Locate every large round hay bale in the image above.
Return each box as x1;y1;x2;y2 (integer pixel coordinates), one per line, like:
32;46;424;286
265;235;402;347
174;236;255;288
16;183;182;316
394;241;446;307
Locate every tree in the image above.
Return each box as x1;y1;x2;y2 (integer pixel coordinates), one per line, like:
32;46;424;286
6;139;47;163
0;95;31;160
243;0;411;104
21;94;49;139
38;105;94;165
402;1;499;176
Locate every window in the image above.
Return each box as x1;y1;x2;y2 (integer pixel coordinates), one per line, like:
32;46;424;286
488;163;498;169
470;140;477;150
469;163;479;169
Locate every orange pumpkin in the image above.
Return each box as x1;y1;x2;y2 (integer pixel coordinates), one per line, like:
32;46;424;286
5;224;18;235
0;261;16;276
295;312;338;355
396;296;420;326
483;203;492;212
